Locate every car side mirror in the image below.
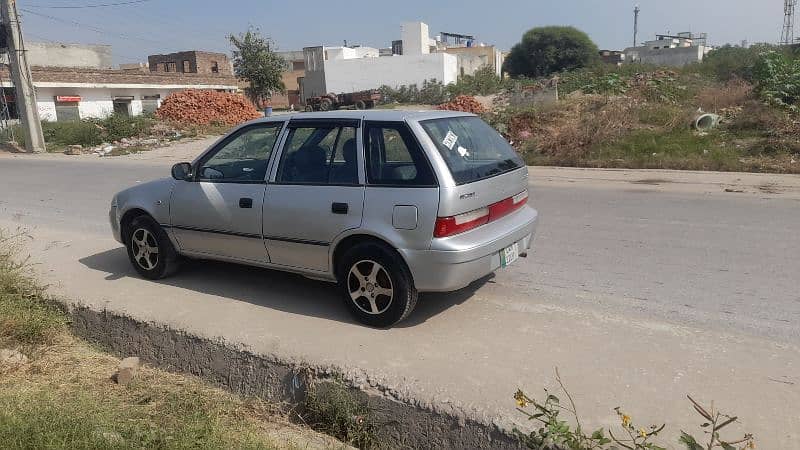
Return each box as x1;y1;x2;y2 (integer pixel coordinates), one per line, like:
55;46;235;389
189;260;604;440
171;162;192;181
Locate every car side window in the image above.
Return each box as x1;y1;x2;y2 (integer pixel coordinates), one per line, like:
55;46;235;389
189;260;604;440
276;125;359;185
364;122;436;187
197;124;282;183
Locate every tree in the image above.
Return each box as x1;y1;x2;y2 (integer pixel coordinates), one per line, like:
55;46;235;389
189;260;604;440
228;29;286;105
503;26;599;78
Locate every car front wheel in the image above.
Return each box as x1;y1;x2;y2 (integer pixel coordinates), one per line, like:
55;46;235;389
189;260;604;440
338;242;418;328
125;215;180;280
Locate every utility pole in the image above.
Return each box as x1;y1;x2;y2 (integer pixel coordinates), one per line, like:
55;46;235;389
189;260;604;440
633;4;641;47
1;0;45;152
781;0;797;46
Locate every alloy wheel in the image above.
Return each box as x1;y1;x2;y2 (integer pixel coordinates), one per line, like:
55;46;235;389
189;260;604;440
347;260;394;315
131;228;159;271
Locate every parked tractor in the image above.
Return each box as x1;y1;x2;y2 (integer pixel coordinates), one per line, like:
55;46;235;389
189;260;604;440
305;89;381;112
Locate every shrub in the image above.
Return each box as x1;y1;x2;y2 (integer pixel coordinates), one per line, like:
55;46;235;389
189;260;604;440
753;51;800;111
41;121;103;147
697;44;775;82
98;113;155;142
448;65;506;96
514;370;755;450
379;79;449;104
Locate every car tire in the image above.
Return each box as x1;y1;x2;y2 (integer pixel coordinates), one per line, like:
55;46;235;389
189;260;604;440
338;242;418;328
354;100;367;110
125;215;181;280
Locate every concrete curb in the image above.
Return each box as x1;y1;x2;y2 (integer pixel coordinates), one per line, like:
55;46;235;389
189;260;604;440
67;305;522;449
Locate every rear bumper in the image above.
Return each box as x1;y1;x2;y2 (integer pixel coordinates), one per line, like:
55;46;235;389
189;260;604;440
400;205;538;292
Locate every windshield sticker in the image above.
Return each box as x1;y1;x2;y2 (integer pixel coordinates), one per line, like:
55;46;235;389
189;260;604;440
442;130;458;150
457;146;470;158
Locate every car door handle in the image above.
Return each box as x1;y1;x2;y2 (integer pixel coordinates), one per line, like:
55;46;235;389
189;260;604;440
331;202;348;214
239;198;253;209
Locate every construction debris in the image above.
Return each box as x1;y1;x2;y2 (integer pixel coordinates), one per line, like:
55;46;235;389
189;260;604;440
437;95;487;114
156;90;261;126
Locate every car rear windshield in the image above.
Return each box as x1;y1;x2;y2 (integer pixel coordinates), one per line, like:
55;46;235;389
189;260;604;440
419;116;524;185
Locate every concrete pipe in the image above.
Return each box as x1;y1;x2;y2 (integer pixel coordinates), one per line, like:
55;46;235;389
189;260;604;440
693;113;721;131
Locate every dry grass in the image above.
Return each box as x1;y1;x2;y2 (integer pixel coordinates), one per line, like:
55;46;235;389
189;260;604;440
507;95;639;164
695;78;755;112
0;233;347;450
0;333;347;449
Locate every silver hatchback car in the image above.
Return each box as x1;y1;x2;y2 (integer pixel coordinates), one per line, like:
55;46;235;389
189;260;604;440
110;110;538;327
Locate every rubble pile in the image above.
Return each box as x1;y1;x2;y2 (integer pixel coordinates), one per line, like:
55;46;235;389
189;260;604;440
156;90;261;125
436;95;487;114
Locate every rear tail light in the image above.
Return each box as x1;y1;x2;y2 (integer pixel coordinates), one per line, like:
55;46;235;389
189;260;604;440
434;207;489;238
434;190;528;238
488;190;529;221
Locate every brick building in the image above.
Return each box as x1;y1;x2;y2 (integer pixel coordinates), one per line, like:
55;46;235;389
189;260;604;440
147;51;232;76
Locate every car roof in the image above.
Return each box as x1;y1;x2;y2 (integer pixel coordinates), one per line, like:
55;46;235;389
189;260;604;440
250;109;476;124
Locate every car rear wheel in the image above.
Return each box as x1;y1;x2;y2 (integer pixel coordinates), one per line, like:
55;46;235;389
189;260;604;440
338;242;417;328
125;215;181;280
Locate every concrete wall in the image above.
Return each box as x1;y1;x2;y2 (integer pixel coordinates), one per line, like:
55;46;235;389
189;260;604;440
401;22;429;56
21;42;113;69
442;46;504;76
624;45;705;67
324;53;458;93
325;46;380;60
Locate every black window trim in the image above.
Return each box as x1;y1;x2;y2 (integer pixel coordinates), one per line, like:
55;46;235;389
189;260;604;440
271;120;364;187
192;122;285;184
362;120;439;188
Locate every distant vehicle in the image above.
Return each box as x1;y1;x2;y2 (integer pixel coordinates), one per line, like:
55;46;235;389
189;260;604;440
109;110;538;327
305;89;382;111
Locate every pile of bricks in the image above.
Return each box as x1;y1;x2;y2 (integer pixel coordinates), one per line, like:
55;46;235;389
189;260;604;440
436;95;487;115
156;90;262;125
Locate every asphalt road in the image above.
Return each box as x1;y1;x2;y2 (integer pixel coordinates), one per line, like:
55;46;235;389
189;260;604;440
2;145;799;447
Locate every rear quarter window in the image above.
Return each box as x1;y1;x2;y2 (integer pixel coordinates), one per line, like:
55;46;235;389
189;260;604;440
420;116;523;185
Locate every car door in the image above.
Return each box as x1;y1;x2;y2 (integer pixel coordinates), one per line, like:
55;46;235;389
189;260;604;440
360;120;440;252
170;122;284;263
263;119;364;272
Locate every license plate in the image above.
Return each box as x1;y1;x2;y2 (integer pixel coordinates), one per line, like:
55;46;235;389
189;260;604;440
500;243;519;267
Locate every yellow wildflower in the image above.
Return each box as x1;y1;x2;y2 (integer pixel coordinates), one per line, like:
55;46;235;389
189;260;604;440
638;428;648;438
621;414;632;428
514;390;529;408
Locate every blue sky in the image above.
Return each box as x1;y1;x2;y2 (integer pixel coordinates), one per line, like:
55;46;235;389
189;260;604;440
19;0;788;65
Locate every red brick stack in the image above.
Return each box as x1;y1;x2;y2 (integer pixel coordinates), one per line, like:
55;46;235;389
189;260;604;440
156;90;262;125
436;95;487;114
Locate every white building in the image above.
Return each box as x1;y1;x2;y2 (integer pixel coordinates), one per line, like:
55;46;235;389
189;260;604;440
300;22;459;100
624;32;714;67
1;61;239;122
1;42;240;122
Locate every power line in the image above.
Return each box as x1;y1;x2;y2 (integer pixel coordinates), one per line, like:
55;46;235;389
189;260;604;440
19;8;161;43
25;0;151;9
